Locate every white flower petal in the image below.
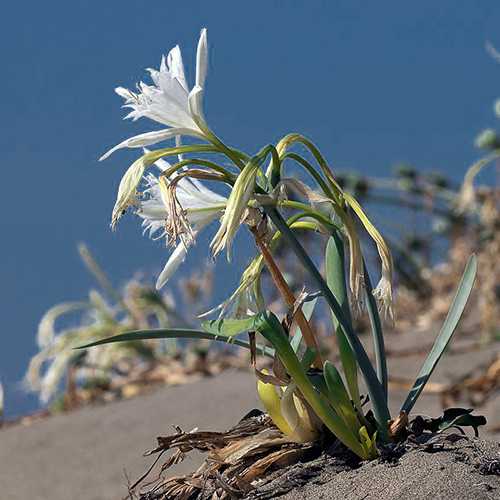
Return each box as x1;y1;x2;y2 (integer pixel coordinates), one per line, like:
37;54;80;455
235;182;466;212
155;218;213;289
168;45;189;93
196;29;208;89
103;30;211;164
156;244;189;290
186;207;223;225
100;128;190;161
188;85;206;128
115;87;136;100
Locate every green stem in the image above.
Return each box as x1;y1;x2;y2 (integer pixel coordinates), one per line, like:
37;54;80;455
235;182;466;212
202;129;271;190
281;203;342;231
281;153;335;199
147;144;235;159
201;129;249;170
277;134;341;203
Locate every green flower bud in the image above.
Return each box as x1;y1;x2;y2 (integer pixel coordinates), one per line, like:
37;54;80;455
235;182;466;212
395;163;417;180
475;129;500;151
428;171;448;190
494;99;500;118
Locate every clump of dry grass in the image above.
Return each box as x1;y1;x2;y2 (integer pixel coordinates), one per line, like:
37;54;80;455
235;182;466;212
23;244;248;416
395;187;500;337
127;409;325;500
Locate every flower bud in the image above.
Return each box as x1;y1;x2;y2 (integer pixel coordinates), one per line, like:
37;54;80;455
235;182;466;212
475;129;500;151
494;99;500;118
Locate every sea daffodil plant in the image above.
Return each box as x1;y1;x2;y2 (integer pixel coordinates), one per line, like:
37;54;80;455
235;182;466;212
83;29;479;460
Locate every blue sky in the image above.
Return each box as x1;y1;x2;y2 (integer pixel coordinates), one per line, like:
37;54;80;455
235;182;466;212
1;0;499;418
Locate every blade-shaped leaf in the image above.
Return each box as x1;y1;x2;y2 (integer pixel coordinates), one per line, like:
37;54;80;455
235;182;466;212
326;234;362;414
75;328;275;358
324;361;363;435
363;260;388;400
202;316;257;336
401;254;477;415
301;347;318;370
291;296;318;352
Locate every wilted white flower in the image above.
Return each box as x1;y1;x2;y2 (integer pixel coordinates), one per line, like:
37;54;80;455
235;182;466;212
211;156;264;260
201;253;266;318
100;29;209;161
139;157;227;289
275;178;366;315
343;193;394;324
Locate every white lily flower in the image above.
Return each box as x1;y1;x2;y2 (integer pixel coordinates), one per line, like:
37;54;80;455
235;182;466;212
138;157;227;289
100;29;209;161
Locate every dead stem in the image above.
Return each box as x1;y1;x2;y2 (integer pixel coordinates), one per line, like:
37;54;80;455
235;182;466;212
249;226;323;368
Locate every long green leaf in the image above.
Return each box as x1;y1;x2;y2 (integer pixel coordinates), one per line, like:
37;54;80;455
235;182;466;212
291;296;318;352
325;234;362;413
401;254;477;415
363;260;388;400
75;328;275;358
323;361;363;435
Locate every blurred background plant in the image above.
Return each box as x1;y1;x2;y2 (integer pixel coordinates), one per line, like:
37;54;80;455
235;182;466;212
23;243;245;415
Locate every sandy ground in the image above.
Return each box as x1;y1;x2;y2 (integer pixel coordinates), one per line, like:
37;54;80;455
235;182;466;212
0;370;261;500
249;434;500;500
3;320;500;500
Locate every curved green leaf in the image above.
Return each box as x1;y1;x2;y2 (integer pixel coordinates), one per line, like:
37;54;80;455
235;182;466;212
75;328;275;358
401;254;477;415
202;316;257;336
363;260;388;400
326;234;362;414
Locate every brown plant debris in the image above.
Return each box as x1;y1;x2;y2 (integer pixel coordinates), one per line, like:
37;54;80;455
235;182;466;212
129;409;323;500
441;354;500;409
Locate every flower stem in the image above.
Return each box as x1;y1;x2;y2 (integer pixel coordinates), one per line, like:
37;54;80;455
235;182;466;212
205;131;248;170
280;153;335;199
276;134;342;203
